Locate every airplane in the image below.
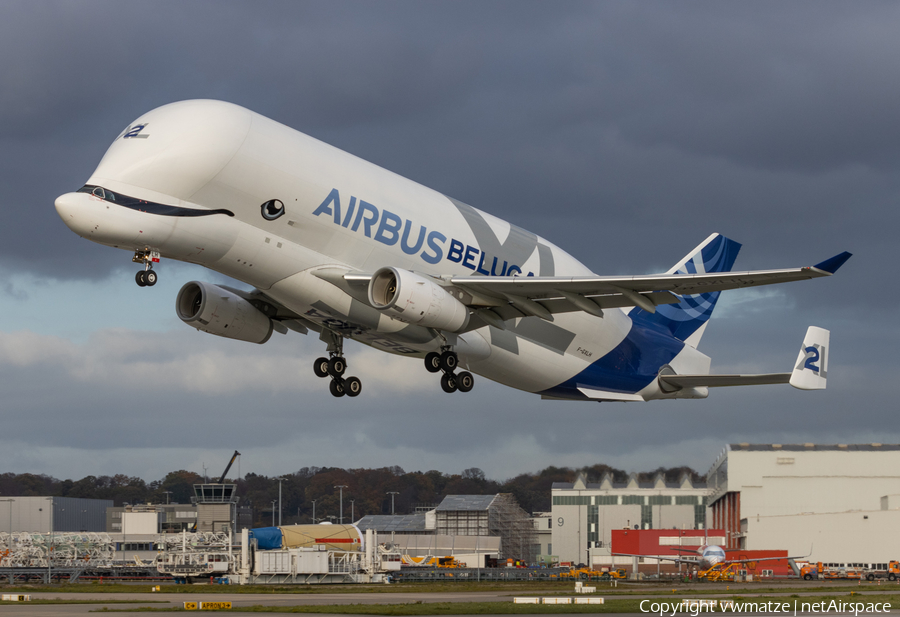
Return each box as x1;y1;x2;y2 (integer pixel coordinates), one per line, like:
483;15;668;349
53;100;851;400
615;543;810;571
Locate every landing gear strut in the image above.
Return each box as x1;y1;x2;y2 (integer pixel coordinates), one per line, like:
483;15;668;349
425;347;473;394
133;249;160;287
314;330;362;398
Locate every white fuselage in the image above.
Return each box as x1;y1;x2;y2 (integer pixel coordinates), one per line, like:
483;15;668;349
55;100;711;400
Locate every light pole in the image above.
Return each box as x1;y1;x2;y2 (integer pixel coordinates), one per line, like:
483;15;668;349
163;491;172;505
271;500;277;527
387;491;399;515
311;500;316;524
276;477;285;527
350;500;355;523
334;485;348;524
47;497;53;584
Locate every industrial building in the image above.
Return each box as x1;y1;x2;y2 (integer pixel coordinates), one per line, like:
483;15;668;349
708;443;900;565
356;494;533;565
0;497;110;533
551;472;709;566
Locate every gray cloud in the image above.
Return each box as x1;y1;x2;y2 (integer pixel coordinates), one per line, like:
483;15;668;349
0;1;890;480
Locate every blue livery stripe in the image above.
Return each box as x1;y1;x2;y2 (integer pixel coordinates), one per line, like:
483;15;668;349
538;320;684;400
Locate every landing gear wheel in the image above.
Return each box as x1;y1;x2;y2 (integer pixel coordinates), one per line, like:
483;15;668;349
135;271;147;287
329;379;346;397
344;376;362;397
456;371;474;392
313;357;330;378
328;356;346;377
424;352;442;373
439;350;458;373
440;373;458;393
144;270;157;286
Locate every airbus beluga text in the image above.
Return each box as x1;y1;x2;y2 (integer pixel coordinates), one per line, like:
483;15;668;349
54;100;850;401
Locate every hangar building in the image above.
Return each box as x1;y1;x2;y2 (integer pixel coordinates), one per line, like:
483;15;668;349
708;443;900;564
0;496;110;533
551;472;709;565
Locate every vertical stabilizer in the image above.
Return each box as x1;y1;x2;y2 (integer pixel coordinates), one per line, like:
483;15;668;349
629;233;742;346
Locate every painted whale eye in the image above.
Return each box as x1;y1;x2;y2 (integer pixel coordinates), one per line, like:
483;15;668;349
261;199;285;221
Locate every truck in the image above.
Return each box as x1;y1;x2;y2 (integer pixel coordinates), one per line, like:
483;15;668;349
401;555;465;568
863;562;900;581
554;566;625;581
800;562;864;580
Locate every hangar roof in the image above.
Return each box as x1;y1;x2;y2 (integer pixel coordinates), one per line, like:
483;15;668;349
435;495;498;511
729;443;900;451
355;514;427;533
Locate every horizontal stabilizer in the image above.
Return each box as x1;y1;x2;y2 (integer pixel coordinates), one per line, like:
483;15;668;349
659;373;790;389
657;327;829;392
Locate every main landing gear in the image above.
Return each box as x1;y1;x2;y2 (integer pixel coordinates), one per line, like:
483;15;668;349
133;249;159;287
314;331;362;398
424;347;474;394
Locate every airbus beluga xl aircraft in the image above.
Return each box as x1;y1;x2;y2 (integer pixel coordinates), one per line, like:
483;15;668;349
54;100;850;400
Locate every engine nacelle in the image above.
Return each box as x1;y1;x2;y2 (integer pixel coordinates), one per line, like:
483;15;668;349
176;281;273;344
368;267;470;333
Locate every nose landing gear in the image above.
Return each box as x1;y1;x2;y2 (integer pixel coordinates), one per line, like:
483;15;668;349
425;348;473;394
133;249;160;287
314;330;362;398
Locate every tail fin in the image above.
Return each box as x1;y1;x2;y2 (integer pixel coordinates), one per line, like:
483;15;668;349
790;326;829;390
629;233;742;346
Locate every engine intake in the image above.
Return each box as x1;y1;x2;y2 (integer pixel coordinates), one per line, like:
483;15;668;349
368;267;469;333
176;281;273;344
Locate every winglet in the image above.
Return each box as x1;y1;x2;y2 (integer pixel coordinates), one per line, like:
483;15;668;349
813;251;852;274
790;327;829;390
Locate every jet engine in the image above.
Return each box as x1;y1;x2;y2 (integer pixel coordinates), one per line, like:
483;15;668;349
176;281;273;344
368;267;470;332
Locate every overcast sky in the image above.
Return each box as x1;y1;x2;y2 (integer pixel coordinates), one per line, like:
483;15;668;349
0;1;894;485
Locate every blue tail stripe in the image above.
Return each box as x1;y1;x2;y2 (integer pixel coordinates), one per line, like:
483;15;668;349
630;234;741;343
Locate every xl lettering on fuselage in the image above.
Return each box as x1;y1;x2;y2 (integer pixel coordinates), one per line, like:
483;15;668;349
312;188;527;276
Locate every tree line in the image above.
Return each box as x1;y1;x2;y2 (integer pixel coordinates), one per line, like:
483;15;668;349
0;464;704;528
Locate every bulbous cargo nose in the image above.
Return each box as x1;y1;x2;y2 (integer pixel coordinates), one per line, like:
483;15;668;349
55;192;81;223
55;192;95;236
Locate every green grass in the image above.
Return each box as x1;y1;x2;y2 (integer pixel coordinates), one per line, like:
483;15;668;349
0;599;166;606
88;593;897;614
7;580;900;596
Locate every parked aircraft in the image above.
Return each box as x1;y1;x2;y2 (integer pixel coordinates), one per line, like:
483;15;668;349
54;100;850;400
617;543;809;571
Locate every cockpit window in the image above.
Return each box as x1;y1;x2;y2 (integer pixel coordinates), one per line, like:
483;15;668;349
77;185;116;202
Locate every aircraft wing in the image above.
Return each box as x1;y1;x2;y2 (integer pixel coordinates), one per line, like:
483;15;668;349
613;552;700;565
341;251;850;327
447;251;852;317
